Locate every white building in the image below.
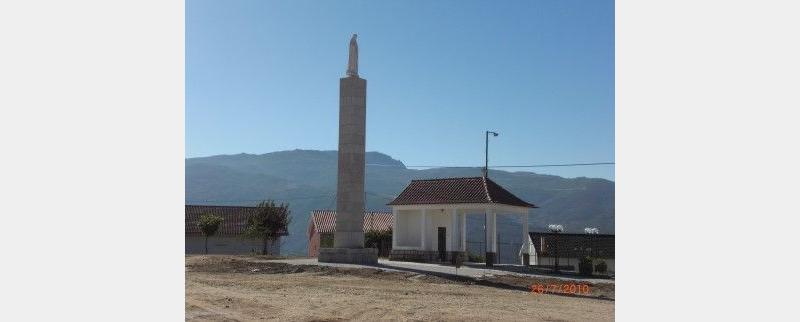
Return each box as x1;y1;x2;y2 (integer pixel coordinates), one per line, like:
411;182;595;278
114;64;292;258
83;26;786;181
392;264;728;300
387;177;537;267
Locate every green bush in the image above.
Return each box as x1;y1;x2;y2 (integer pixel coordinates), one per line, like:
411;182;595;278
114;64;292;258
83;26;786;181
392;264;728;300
364;229;392;257
467;253;484;263
595;259;608;273
364;229;392;248
578;256;594;276
320;233;334;248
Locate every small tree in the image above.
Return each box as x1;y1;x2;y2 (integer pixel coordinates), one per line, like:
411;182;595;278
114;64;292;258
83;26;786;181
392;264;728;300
198;214;224;254
245;200;291;255
453;252;464;275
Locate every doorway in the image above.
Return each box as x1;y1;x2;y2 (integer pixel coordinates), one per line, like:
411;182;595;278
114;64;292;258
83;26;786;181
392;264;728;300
437;227;446;261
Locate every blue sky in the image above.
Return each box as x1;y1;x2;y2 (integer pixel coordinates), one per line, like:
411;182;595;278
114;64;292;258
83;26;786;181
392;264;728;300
186;0;614;180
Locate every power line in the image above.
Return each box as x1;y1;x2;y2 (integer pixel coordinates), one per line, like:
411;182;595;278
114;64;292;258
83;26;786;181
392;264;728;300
187;191;395;205
186;194;333;203
366;162;614;168
487;162;614;168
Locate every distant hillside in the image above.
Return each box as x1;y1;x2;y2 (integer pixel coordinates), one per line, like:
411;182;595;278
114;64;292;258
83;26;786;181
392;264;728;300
186;149;614;258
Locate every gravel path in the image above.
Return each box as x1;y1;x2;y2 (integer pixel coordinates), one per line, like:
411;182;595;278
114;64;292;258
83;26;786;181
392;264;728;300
186;255;614;321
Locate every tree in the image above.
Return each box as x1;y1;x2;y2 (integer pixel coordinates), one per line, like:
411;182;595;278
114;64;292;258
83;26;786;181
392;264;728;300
198;213;224;254
245;200;291;255
452;251;464;275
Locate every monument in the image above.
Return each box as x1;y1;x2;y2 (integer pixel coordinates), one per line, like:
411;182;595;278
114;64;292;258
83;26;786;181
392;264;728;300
318;34;378;265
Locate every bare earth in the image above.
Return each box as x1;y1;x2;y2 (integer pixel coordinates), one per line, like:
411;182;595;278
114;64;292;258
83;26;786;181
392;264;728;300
186;255;614;321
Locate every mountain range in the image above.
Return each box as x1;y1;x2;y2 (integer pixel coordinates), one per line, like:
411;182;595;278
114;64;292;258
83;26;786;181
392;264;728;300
186;149;614;257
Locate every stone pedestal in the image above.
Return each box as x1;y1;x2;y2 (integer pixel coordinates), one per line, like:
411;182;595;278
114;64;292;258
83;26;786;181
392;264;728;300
319;248;378;265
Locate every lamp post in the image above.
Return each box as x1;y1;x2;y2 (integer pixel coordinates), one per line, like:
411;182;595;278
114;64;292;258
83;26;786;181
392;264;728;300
482;131;498;266
483;131;499;178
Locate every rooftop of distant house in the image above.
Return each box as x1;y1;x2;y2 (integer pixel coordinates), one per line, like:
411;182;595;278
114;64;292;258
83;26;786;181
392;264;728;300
308;210;393;234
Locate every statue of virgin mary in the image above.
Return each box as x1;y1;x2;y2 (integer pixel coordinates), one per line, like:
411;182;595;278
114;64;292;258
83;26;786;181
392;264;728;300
346;34;358;77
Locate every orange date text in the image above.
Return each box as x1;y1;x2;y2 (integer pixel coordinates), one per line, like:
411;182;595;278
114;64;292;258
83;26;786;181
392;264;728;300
529;283;590;295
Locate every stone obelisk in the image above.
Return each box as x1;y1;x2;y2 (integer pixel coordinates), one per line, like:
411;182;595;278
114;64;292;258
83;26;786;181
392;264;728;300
335;34;366;249
318;34;377;265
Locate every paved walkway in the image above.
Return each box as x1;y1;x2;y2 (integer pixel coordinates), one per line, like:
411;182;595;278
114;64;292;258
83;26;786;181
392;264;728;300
266;258;614;284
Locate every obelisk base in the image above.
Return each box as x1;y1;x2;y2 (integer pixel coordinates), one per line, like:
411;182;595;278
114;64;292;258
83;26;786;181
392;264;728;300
334;231;364;249
318;248;378;265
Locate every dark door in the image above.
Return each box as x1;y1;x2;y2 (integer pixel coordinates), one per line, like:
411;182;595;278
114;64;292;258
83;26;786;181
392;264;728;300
437;227;446;261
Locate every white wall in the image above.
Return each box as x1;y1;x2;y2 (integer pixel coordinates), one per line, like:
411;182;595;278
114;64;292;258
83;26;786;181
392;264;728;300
422;209;454;251
396;210;421;247
396;209;460;251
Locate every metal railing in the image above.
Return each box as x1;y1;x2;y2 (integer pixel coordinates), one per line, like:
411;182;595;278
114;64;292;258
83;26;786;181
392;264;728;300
465;241;526;264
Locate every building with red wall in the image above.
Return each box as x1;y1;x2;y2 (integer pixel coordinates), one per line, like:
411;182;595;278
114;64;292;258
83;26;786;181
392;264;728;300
307;210;393;257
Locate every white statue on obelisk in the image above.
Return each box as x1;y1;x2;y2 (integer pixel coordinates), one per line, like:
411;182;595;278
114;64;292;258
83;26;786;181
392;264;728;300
346;34;358;77
318;34;377;265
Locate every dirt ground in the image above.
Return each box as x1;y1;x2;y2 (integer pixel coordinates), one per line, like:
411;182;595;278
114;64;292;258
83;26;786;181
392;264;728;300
186;255;614;321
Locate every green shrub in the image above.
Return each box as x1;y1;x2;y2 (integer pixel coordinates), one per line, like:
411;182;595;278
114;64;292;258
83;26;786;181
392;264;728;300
319;233;334;248
467;253;484;263
578;256;594;276
595;259;608;273
364;229;392;248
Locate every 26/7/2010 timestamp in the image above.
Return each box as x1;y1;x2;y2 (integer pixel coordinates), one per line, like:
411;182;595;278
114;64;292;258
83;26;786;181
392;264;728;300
530;283;591;295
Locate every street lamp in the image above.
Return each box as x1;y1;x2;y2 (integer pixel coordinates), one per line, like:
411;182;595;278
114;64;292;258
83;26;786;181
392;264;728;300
483;131;499;178
482;130;498;266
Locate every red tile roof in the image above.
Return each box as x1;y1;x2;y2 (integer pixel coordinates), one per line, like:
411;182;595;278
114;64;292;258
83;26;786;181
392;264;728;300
186;205;289;237
386;177;537;208
309;210;393;234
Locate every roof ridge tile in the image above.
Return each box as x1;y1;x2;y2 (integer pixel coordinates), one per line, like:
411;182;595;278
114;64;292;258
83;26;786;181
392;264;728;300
481;176;492;203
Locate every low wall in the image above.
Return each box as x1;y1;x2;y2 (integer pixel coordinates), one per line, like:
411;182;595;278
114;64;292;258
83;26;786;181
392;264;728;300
536;257;615;273
319;248;378;265
185;236;281;255
389;250;466;263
